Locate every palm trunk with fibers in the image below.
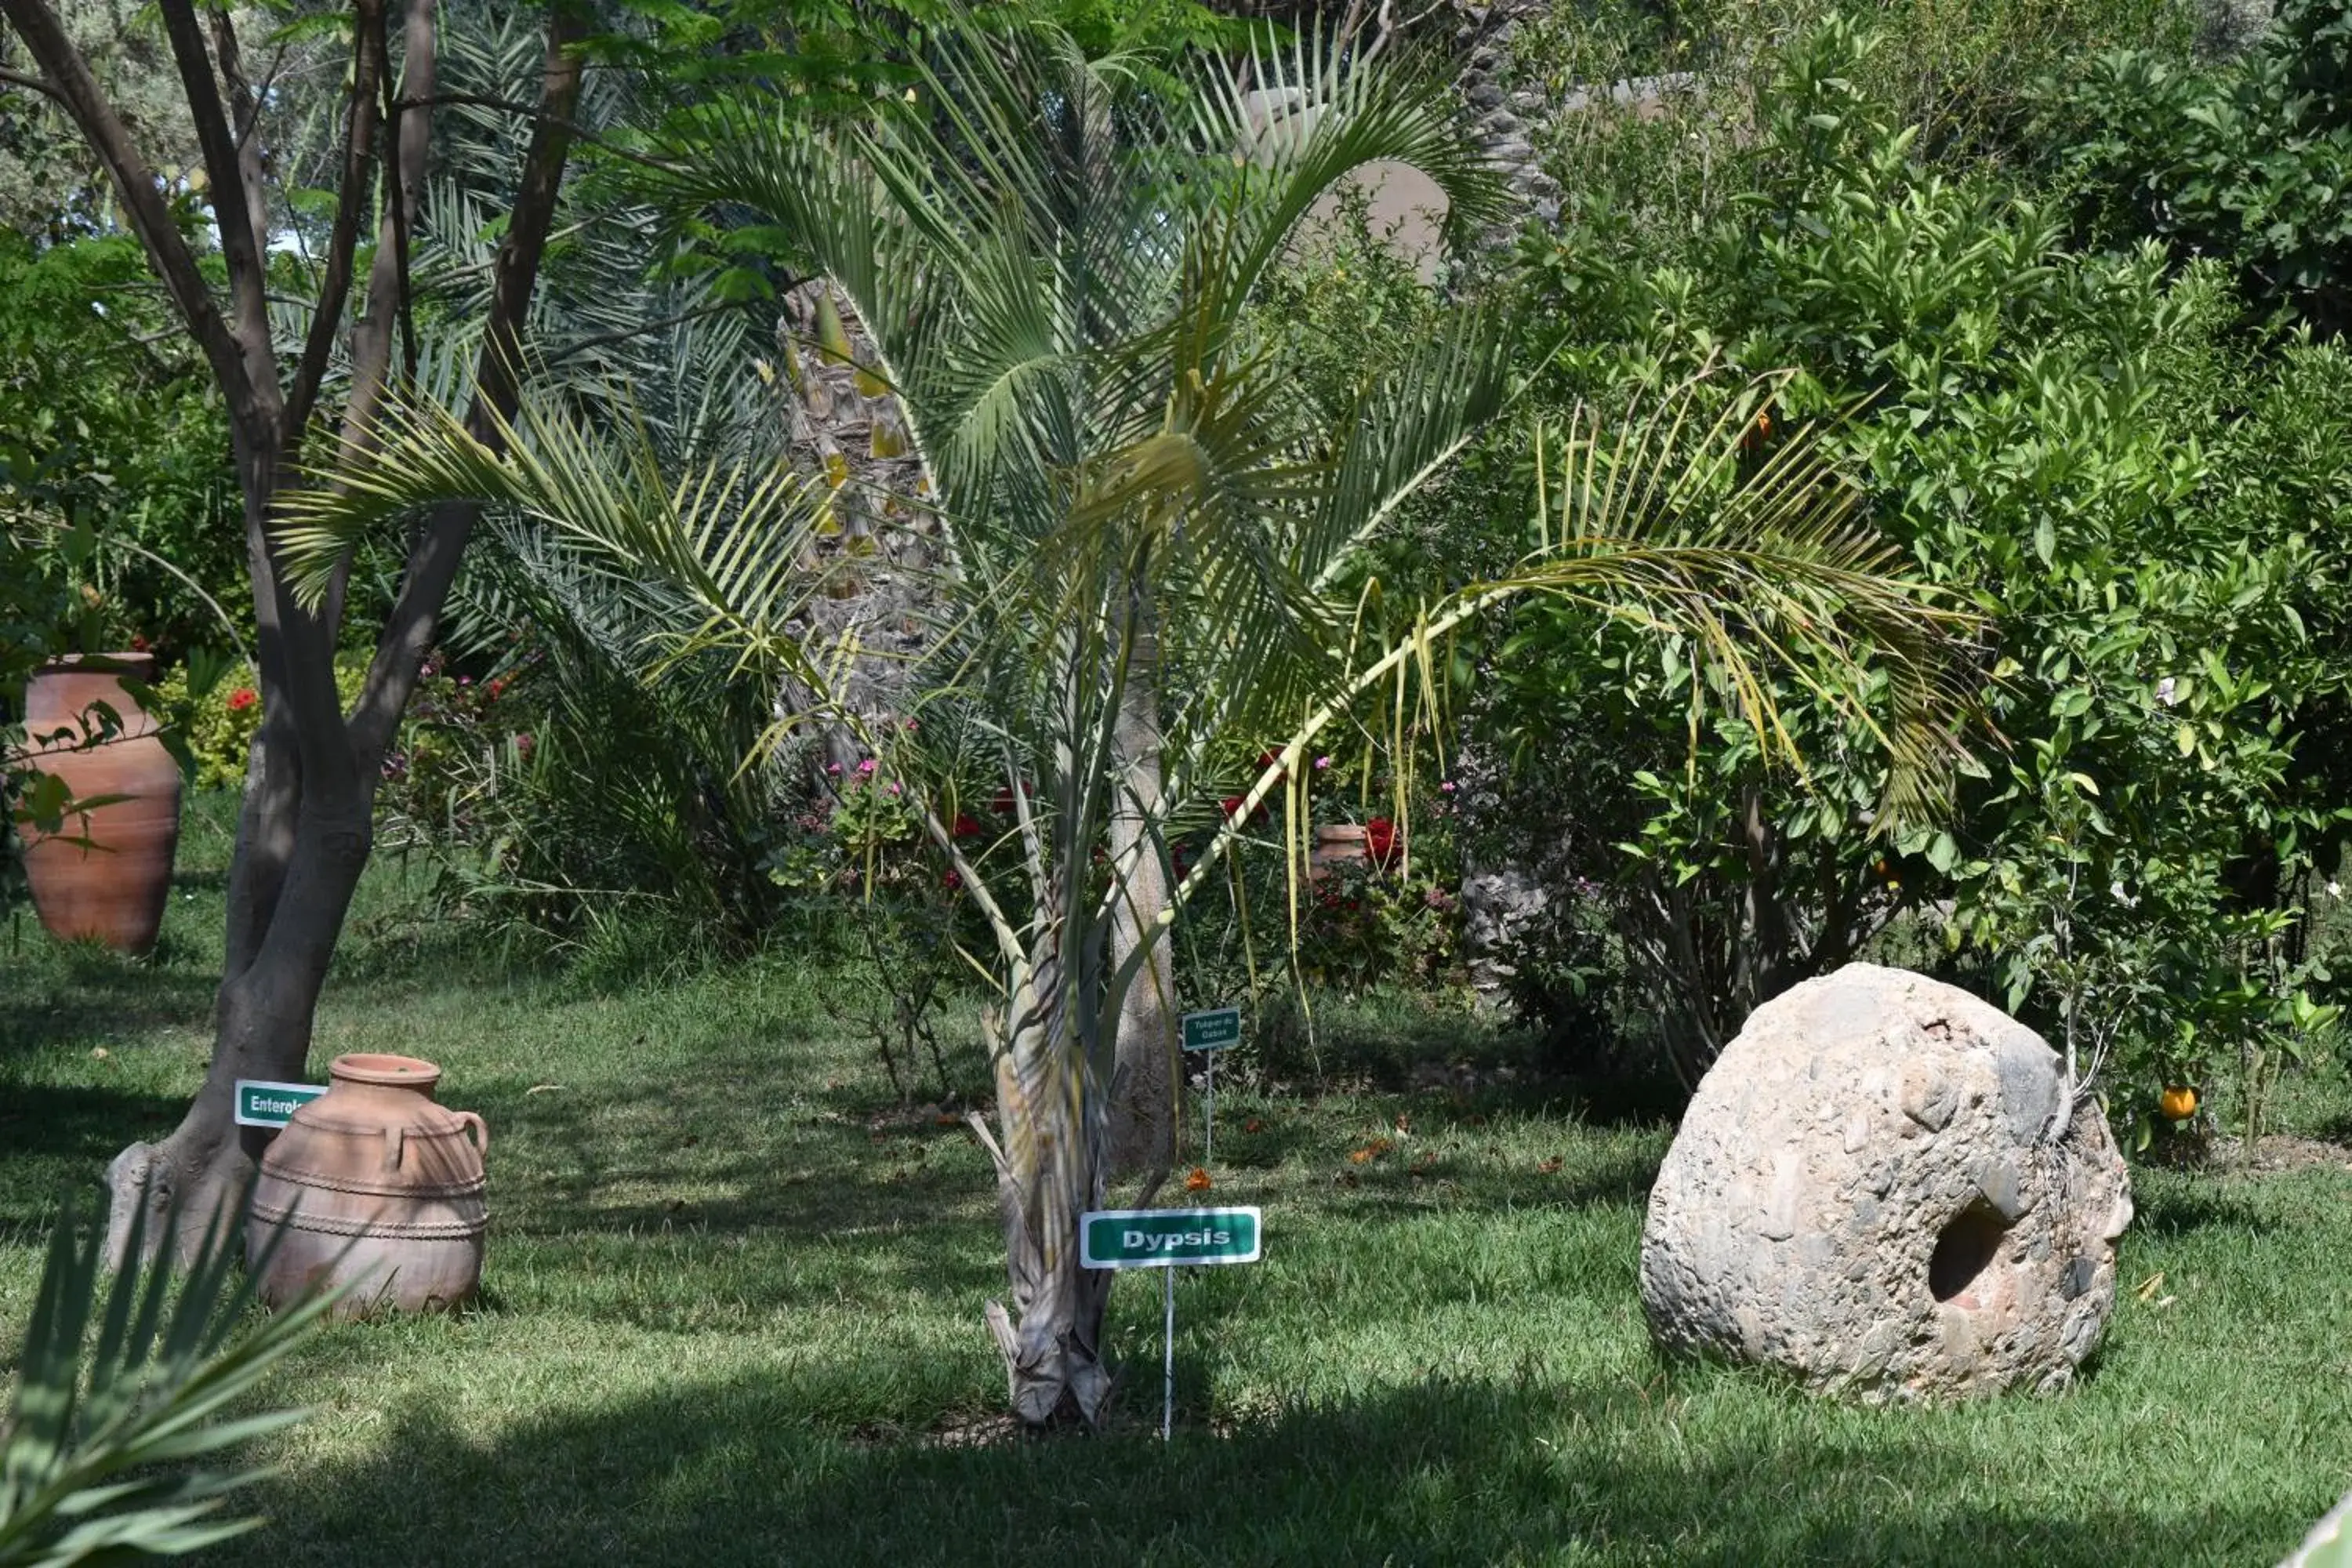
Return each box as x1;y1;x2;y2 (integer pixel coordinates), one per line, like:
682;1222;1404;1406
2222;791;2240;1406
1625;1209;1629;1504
967;925;1116;1427
1106;638;1177;1181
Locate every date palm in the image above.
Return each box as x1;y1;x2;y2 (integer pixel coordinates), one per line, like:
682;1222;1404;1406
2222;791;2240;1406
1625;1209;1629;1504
280;17;1975;1428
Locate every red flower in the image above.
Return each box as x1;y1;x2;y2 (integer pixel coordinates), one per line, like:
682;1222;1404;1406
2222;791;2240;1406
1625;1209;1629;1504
1221;795;1247;821
487;676;507;699
1365;817;1399;866
952;813;982;839
129;633;150;652
226;687;257;712
992;786;1016;815
942;869;964;891
1257;749;1287;782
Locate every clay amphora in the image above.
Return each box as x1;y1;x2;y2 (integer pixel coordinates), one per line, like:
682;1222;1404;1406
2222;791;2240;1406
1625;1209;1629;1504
249;1053;488;1316
16;653;182;954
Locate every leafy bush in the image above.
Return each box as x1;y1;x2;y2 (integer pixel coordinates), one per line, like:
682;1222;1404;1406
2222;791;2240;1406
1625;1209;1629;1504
0;234;242;656
2043;0;2352;335
1492;20;2352;1113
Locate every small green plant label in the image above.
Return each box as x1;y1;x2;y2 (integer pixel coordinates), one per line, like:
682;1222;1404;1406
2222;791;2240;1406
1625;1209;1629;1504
1180;1006;1241;1053
1080;1207;1261;1269
234;1080;325;1129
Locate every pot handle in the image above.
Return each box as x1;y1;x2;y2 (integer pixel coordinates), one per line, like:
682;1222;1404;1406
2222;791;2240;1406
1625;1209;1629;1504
454;1110;489;1157
381;1124;405;1173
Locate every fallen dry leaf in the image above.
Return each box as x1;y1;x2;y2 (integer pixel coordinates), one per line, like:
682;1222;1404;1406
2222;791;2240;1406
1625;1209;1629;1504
1184;1166;1213;1192
1537;1156;1564;1174
1243;1117;1265;1134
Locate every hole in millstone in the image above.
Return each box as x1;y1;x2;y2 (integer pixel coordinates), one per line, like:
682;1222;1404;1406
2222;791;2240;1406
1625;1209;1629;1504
1928;1200;2012;1304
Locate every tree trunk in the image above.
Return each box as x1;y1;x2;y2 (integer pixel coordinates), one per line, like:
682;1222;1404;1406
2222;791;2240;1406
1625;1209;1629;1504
972;935;1115;1428
1105;649;1177;1180
87;0;588;1265
107;476;377;1262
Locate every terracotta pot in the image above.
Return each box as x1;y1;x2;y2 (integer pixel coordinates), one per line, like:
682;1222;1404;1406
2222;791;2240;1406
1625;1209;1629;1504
1309;824;1370;880
1309;821;1401;879
15;653;181;955
249;1053;488;1316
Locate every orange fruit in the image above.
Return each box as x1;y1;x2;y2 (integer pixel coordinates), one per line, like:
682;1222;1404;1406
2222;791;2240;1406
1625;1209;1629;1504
2158;1085;2198;1121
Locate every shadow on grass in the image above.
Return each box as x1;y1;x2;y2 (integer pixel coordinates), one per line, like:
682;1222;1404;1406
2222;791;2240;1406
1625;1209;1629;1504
2127;1175;2281;1240
0;1083;183;1233
0;946;217;1054
250;1369;2306;1568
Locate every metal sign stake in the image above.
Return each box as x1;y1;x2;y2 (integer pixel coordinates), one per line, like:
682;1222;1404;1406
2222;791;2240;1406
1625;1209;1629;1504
1162;1264;1176;1442
1203;1052;1215;1167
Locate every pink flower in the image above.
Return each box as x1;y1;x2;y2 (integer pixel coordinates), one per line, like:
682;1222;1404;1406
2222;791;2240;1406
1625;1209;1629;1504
887;781;902;796
856;758;877;775
1314;755;1332;771
514;733;535;760
826;762;843;776
1439;780;1456;794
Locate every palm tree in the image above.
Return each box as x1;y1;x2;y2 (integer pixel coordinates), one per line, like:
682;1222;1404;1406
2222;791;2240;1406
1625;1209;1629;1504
279;17;1976;1428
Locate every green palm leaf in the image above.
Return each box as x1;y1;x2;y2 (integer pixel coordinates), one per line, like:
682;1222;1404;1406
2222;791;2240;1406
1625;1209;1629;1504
0;1192;341;1567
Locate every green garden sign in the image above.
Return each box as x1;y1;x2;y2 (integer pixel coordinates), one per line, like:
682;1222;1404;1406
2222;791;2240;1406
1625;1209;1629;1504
1078;1205;1265;1439
1179;1006;1241;1052
1179;1006;1242;1163
233;1080;325;1129
1080;1205;1262;1269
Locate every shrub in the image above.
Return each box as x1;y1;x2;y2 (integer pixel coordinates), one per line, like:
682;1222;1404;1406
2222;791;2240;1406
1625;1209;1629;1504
1490;20;2352;1115
2042;0;2352;336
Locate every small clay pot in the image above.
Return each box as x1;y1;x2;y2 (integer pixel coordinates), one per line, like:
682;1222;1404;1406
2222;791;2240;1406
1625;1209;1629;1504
15;653;182;955
1308;824;1369;880
249;1053;488;1316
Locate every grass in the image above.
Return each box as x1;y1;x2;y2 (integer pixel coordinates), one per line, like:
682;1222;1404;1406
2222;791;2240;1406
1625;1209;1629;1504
4;799;2352;1566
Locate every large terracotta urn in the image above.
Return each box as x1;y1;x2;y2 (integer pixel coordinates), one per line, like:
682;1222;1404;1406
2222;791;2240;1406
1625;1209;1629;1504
15;653;182;955
248;1053;489;1316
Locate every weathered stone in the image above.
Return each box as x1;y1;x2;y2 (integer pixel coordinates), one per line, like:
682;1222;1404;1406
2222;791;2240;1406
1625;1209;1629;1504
1639;964;2132;1400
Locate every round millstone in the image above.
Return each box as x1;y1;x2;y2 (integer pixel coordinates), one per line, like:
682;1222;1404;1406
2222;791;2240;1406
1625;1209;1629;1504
1639;963;2133;1400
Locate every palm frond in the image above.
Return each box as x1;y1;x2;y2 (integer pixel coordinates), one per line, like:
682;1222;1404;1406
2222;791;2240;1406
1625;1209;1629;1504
0;1192;340;1566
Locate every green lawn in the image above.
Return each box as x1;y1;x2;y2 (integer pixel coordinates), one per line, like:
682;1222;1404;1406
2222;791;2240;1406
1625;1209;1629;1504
5;804;2350;1566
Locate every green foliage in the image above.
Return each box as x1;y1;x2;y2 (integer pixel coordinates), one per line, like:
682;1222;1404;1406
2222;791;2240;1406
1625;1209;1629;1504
0;1191;336;1566
0;234;241;656
2043;0;2352;334
0;533;72;920
1500;19;2352;1099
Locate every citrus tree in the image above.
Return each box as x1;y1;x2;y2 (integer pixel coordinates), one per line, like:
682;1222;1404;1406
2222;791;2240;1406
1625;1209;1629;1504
280;18;1975;1428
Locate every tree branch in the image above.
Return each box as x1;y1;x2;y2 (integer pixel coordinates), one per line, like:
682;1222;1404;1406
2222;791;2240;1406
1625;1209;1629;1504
206;9;270;274
0;0;249;405
155;0;278;424
350;2;588;766
0;62;67;105
344;0;434;457
285;0;387;445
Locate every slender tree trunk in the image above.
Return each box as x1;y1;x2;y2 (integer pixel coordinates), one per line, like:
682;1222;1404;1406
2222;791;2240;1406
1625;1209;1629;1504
972;931;1116;1428
1105;642;1177;1180
84;0;588;1264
